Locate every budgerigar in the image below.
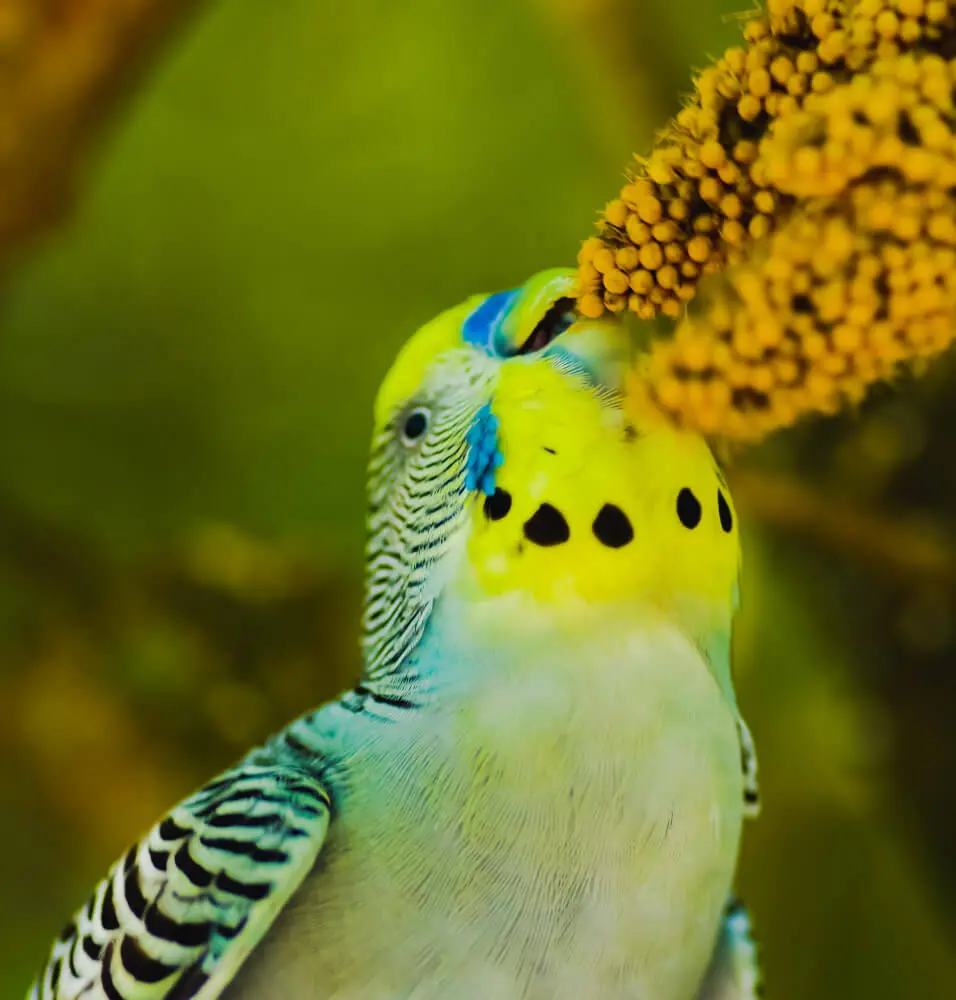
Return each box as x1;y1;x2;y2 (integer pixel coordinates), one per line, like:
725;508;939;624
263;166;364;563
27;269;761;1000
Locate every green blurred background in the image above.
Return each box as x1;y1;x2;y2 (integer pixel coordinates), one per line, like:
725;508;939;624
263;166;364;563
3;0;955;996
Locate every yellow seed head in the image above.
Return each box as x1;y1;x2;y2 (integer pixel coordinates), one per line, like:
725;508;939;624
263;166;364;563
578;0;956;444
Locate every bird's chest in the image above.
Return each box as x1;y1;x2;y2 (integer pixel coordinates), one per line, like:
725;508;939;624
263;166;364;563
234;628;744;1000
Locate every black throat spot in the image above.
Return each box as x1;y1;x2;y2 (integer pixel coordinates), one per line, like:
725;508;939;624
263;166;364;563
592;504;634;548
523;504;570;546
483;488;512;521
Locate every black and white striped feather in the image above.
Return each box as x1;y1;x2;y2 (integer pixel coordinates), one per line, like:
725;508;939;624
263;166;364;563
28;763;330;1000
362;350;494;680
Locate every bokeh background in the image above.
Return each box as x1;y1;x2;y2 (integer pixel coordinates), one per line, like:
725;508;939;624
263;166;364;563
2;0;955;996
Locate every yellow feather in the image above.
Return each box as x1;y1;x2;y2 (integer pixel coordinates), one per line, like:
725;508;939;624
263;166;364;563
467;358;739;615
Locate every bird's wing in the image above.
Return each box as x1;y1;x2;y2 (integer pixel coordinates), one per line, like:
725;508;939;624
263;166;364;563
696;899;762;1000
737;715;760;819
28;762;330;1000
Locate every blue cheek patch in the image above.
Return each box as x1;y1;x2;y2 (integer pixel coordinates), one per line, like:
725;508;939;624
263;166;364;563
462;289;520;356
465;403;503;496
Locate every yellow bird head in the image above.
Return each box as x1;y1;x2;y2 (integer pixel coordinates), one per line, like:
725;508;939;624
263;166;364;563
364;269;739;675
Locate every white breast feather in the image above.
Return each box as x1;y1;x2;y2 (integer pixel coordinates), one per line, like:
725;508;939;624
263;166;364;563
228;616;744;1000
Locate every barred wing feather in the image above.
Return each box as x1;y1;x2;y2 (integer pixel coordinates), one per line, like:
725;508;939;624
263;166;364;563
28;763;330;1000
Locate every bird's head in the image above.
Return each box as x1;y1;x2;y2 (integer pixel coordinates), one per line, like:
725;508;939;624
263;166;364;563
364;269;740;682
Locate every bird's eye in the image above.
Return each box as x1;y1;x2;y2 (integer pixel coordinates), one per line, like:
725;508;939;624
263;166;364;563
401;407;429;444
516;296;576;355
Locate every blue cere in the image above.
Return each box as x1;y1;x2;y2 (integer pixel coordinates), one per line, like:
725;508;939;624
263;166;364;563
465;403;503;496
462;289;519;357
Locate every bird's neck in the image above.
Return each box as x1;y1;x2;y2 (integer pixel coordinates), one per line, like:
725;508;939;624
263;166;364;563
360;585;737;716
339;591;744;854
266;587;738;832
